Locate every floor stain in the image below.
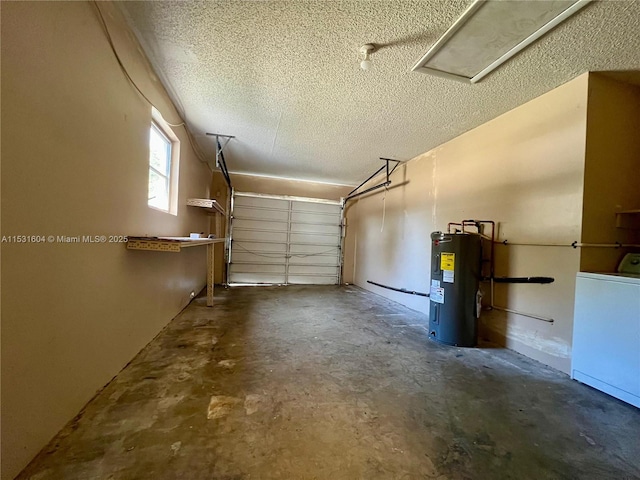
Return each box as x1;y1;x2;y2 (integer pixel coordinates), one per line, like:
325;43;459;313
218;359;236;368
207;396;241;420
244;394;265;415
170;441;181;455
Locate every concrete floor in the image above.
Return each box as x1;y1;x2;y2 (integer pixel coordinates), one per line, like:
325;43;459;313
18;285;640;480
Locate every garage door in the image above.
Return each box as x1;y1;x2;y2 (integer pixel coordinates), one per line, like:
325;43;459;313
228;191;343;285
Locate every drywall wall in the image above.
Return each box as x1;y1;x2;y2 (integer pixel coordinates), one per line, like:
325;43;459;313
1;3;211;478
346;74;589;373
581;74;640;272
230;173;353;200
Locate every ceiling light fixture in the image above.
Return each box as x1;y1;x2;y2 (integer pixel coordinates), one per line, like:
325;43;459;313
412;0;592;83
359;44;376;70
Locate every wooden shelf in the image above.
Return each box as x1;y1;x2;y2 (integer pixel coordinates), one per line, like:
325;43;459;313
126;236;225;252
126;236;226;307
187;198;226;216
616;210;640;229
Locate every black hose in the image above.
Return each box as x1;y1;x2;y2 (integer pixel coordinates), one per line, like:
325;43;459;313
492;277;554;284
367;280;429;297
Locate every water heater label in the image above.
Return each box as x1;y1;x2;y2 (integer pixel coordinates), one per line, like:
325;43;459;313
430;286;445;304
441;253;455;271
443;270;455;283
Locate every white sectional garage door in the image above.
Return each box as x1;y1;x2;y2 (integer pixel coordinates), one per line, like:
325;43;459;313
228;191;343;285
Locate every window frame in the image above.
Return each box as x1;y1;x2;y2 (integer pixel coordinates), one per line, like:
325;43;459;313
147;108;180;215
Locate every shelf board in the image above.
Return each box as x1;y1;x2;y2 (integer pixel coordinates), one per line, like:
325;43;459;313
127;236;225;252
616;210;640;229
187;198;226;215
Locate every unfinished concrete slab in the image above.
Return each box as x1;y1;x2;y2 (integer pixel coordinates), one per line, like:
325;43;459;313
17;286;640;479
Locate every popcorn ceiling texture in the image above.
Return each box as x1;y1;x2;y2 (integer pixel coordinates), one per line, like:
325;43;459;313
120;1;640;185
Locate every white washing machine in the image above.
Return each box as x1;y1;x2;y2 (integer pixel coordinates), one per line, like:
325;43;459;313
571;253;640;408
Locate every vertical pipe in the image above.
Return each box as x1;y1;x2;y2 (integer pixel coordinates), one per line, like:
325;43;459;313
486;221;495;279
447;222;462;233
490;278;495;309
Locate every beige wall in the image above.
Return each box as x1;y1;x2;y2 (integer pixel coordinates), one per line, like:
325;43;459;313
230;173;353;200
1;2;212;478
345;74;590;374
581;74;640;272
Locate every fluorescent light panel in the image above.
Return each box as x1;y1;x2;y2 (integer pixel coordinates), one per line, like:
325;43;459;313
412;0;592;83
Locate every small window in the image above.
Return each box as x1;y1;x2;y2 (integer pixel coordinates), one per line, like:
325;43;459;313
148;109;179;214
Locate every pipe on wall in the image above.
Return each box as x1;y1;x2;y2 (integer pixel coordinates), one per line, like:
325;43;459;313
499;240;640;248
367;280;429;297
490;305;554;323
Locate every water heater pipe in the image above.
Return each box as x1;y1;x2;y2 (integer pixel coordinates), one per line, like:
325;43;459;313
462;220;495;279
445;220;554;323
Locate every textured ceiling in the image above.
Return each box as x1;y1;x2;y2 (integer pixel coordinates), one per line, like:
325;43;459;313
119;0;640;186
